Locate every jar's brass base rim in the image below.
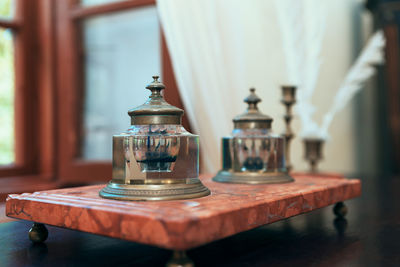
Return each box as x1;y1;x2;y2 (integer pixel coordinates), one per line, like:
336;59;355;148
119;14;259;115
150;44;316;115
99;180;210;201
212;170;294;184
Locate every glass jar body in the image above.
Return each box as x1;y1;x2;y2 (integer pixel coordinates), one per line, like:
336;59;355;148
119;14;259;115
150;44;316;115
221;135;286;173
112;125;199;184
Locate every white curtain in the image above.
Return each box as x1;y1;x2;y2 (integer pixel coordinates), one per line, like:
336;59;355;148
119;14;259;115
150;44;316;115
157;0;371;174
157;0;286;173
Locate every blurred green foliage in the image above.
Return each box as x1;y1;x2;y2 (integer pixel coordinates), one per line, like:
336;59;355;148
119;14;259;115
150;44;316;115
0;0;15;165
0;0;12;18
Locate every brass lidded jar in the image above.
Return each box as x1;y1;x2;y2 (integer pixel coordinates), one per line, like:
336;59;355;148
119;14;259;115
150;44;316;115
212;88;294;184
100;76;210;201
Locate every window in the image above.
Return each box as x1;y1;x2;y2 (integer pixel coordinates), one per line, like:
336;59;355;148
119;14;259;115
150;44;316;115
55;0;171;184
0;0;60;200
0;26;14;165
81;6;161;160
0;0;39;178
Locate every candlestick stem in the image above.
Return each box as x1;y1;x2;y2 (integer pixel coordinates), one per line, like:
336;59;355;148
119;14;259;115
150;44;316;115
281;86;296;172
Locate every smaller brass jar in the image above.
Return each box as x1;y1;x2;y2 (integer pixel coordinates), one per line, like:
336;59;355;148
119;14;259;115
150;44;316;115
213;88;294;184
100;76;210;201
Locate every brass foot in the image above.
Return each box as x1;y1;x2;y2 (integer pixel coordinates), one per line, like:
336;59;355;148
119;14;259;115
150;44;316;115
29;223;48;243
166;251;194;267
333;202;348;218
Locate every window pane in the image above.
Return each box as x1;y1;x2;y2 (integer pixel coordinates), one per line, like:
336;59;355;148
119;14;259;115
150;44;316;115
80;0;128;7
0;28;14;164
81;6;161;160
0;0;15;18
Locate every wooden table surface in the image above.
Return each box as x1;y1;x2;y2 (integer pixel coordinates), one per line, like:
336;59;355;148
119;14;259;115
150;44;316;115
1;175;399;266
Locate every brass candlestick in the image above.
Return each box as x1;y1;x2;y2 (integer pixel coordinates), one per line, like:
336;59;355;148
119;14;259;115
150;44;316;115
304;138;324;172
281;85;296;172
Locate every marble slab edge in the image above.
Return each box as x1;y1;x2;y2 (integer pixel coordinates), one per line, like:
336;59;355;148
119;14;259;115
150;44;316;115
5;175;361;250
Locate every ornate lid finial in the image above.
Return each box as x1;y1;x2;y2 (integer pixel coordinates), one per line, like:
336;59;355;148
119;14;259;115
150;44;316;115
128;75;183;125
145;75;166;97
233;88;273;130
244;88;262;111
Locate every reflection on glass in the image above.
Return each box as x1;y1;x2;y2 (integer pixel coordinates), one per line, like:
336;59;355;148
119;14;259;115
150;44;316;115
80;0;128;7
132;135;180;172
223;136;285;173
82;7;161;160
113;125;199;181
0;28;14;164
0;0;15;18
221;128;285;173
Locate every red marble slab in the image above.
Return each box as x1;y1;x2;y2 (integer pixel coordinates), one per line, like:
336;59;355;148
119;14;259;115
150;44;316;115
6;174;361;250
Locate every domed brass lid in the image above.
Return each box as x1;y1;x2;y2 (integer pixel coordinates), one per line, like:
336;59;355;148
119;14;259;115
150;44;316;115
233;88;273;129
128;76;184;125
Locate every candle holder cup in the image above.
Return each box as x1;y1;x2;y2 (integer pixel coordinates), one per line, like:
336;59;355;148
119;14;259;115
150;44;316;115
303;138;325;173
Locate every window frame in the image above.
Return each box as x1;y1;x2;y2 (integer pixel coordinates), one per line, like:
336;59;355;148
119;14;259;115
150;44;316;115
0;0;40;177
0;0;58;200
